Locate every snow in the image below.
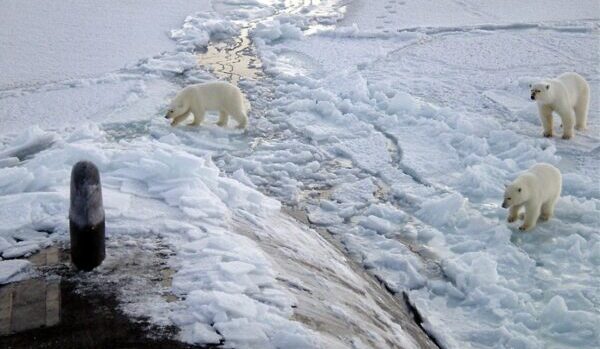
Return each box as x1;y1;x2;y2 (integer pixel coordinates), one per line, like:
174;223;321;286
342;0;600;32
1;0;599;348
171;13;239;50
0;260;33;284
0;125;315;346
0;126;56;160
416;193;466;228
0;0;211;89
253;19;304;43
241;1;599;347
0;121;428;347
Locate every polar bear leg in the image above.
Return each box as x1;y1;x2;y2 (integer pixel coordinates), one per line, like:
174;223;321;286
574;85;589;131
217;111;229;127
557;107;575;139
190;107;205;126
520;203;540;231
171;110;191;127
538;105;554;137
507;204;522;223
230;109;248;129
541;193;559;221
540;200;556;221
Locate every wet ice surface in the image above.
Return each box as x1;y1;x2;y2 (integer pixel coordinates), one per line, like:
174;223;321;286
1;0;599;348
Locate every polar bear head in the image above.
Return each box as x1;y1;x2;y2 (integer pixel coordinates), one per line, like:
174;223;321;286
502;181;528;208
529;82;552;103
165;91;190;120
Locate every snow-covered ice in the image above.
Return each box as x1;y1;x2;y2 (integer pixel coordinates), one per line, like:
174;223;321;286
1;0;599;348
0;124;431;348
0;1;211;89
0;259;33;285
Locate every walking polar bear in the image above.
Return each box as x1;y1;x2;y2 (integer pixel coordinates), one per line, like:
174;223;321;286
502;163;562;231
530;72;589;139
165;81;249;129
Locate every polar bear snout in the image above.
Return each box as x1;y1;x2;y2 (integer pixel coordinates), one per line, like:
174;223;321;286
164;107;177;119
529;84;549;102
530;89;541;101
502;200;509;208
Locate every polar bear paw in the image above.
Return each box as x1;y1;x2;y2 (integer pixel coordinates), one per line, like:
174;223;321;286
519;224;532;231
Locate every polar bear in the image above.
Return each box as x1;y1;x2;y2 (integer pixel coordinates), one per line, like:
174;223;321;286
502;163;562;231
530;72;589;139
165;81;249;129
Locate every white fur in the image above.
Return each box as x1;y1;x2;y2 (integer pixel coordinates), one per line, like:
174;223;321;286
165;81;250;129
530;72;589;139
502;163;562;231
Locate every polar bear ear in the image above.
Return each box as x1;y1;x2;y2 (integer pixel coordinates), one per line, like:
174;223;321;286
545;85;550;90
